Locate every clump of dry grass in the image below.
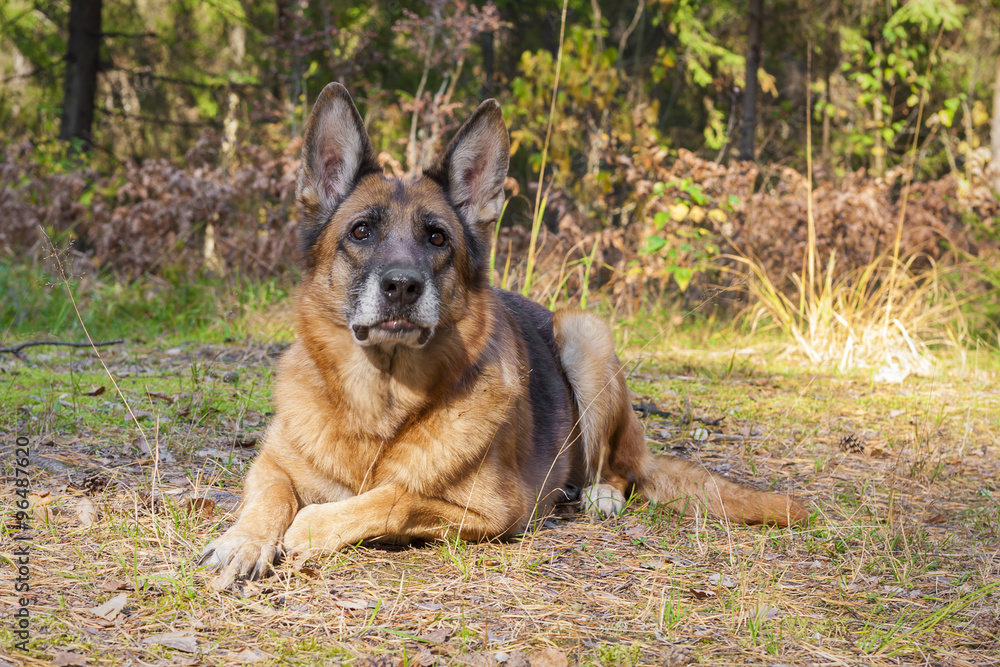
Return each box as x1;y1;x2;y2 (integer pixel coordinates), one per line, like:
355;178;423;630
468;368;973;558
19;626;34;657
733;249;968;378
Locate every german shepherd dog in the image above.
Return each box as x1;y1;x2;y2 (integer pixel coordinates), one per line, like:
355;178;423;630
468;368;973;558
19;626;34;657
199;83;808;586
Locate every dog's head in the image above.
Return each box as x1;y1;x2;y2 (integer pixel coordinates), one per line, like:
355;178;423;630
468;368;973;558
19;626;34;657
295;83;509;350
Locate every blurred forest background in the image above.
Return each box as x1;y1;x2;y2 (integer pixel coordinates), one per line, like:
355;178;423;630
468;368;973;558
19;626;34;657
2;0;1000;369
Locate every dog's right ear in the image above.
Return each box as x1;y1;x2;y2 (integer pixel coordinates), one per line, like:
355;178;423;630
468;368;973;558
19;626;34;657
296;83;380;261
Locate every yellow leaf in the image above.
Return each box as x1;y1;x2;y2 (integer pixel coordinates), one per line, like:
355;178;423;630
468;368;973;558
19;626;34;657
758;68;778;98
972;101;989;127
669;203;689;222
708;208;727;224
688;205;706;224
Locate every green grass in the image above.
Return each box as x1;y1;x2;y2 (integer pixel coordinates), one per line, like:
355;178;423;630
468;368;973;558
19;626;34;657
0;259;294;343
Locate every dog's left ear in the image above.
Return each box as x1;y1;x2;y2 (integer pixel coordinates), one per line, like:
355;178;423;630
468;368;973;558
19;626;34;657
425;99;510;231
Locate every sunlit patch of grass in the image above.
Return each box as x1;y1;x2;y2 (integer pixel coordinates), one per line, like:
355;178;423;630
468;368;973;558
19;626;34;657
0;257;294;344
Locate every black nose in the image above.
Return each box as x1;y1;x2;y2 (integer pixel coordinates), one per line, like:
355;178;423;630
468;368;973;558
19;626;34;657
380;269;424;305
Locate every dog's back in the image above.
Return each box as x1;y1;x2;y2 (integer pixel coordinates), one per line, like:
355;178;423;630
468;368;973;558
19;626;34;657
495;290;583;509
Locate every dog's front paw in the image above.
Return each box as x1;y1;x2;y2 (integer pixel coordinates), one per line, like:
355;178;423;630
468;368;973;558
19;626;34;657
581;483;626;519
282;504;345;555
198;529;281;590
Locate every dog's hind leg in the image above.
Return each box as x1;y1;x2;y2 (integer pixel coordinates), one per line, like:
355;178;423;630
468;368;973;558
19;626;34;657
553;309;809;526
552;310;642;519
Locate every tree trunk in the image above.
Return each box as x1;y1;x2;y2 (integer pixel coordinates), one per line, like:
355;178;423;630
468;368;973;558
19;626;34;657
59;0;103;149
480;30;495;97
738;0;762;162
822;66;831;168
991;51;1000;191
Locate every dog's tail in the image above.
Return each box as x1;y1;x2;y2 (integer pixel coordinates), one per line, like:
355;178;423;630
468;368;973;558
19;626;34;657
629;449;810;526
553;309;808;528
606;388;808;526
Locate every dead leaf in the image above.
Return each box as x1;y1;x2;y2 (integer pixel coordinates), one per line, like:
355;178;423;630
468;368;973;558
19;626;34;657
156;657;198;666
146;390;176;403
100;578;133;592
53;651;89;666
708;573;736;588
659;645;694;666
689;588;716;599
233;434;258;448
89;593;128;621
864;442;890;458
28;491;55;523
640;559;672;570
222;648;269;663
355;657;401;667
143;631;198;653
184;497;215;519
624;525;647;539
242;409;263;427
293;565;320;579
333;598;377;611
83;385;105;396
504;653;530;667
455;652;496;667
741;602;780;623
73;497;99;528
419;627;454;644
528;648;568;667
409;649;436;667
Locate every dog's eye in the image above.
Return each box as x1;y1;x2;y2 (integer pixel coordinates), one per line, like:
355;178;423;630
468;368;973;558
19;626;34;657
351;222;371;241
428;230;446;247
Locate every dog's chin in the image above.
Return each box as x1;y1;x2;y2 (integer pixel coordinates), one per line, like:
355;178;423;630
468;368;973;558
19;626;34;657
351;320;435;348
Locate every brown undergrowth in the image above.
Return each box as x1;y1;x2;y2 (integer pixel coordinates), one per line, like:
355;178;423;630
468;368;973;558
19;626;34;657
1;338;998;666
3;137;998;306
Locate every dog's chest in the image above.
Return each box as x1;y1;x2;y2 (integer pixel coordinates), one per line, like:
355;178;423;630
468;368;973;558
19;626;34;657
289;399;491;501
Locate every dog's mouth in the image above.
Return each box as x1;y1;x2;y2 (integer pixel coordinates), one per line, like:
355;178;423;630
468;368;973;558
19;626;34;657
353;321;432;346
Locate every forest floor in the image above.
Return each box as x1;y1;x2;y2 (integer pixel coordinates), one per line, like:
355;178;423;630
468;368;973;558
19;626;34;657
1;324;999;666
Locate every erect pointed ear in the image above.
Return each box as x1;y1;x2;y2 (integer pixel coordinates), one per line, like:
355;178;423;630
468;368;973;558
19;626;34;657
425;99;510;231
296;82;380;257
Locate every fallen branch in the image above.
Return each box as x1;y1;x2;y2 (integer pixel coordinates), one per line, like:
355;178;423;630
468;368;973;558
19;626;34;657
0;339;125;358
633;402;725;427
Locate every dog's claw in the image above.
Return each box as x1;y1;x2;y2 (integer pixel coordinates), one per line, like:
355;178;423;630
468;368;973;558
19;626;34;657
198;530;281;587
196;548;215;567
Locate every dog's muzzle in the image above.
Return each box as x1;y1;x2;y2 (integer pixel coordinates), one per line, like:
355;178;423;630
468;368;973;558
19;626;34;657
349;267;439;347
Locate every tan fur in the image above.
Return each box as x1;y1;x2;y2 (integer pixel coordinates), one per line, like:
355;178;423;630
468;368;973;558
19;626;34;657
198;84;808;588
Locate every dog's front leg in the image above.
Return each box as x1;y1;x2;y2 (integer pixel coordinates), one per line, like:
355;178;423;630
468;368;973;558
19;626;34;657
198;452;299;588
283;485;507;556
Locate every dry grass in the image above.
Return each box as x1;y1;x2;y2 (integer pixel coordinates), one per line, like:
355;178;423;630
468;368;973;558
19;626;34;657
2;334;999;666
733;249;969;379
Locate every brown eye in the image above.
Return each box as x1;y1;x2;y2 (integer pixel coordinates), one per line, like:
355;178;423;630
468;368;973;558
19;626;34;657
429;230;446;247
351;222;370;241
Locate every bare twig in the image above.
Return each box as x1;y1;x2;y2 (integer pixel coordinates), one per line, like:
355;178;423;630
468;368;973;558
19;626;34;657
0;338;125;358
